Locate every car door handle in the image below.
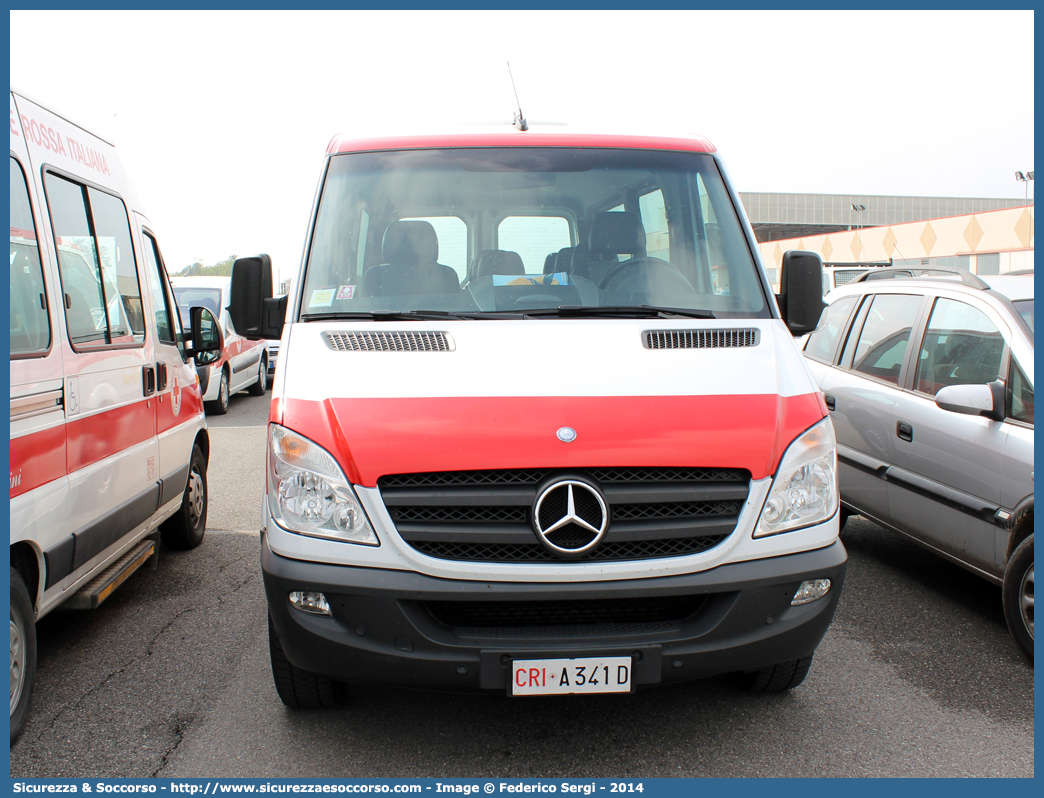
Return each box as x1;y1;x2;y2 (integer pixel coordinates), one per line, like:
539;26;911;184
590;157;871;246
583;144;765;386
156;362;168;391
824;393;836;411
896;421;913;442
142;365;156;397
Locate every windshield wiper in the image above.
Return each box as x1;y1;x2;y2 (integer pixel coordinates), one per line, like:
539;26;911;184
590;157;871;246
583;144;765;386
521;305;717;320
300;310;504;321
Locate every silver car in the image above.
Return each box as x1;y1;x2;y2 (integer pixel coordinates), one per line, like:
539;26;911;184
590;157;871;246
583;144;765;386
802;269;1034;659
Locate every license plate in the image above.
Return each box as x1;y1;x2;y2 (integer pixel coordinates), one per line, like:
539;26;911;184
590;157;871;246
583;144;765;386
511;656;633;696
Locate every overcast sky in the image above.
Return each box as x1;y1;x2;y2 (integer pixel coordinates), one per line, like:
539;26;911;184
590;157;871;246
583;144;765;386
11;10;1034;285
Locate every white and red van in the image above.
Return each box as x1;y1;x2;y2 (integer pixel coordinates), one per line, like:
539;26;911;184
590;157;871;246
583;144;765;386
230;126;844;706
9;89;222;743
171;276;269;414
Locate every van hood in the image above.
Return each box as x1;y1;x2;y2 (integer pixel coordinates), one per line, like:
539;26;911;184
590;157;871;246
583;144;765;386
273;319;825;487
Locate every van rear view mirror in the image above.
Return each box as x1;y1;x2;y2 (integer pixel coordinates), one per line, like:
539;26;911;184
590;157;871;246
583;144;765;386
777;251;826;335
230;255;279;340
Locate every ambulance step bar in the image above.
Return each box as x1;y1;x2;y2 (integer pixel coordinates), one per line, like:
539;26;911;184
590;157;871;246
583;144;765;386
64;539;158;610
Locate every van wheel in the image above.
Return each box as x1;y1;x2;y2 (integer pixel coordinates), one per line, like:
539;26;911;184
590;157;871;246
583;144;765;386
247;356;267;396
734;654;813;692
207;369;230;415
1003;534;1033;662
10;568;36;745
268;616;345;709
161;445;208;550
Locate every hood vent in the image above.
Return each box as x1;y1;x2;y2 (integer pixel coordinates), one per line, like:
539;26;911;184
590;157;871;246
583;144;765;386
322;331;454;352
643;329;759;350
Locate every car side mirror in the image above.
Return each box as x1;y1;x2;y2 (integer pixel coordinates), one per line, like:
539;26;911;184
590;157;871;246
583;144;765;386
935;381;1005;422
777;250;827;335
189;307;224;364
230;255;284;340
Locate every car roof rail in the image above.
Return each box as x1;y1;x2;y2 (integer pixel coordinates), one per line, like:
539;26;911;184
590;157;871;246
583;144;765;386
853;267;989;290
1005;268;1034;276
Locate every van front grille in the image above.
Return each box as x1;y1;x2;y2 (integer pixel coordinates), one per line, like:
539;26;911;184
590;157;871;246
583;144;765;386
322;331;453;352
643;329;759;349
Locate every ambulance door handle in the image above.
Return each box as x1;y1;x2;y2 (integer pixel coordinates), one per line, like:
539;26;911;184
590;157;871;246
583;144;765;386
142;365;156;397
156;362;168;391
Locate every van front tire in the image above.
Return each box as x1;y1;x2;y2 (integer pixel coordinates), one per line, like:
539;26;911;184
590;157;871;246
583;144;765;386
734;654;813;692
247;356;267;396
207;369;230;416
10;569;36;746
161;445;208;550
269;616;345;709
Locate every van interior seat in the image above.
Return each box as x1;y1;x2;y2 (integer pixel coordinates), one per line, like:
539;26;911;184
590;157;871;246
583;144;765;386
473;249;525;280
359;220;460;297
576;212;647;285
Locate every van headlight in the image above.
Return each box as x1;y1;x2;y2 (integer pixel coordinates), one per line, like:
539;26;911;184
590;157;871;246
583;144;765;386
754;417;838;537
267;425;379;545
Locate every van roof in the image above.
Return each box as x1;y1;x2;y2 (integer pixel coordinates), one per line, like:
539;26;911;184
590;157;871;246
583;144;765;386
326;126;717;156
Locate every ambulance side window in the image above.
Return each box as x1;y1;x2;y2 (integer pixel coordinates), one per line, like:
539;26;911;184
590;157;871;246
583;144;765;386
44;173;145;349
9;157;51;356
141;231;180;351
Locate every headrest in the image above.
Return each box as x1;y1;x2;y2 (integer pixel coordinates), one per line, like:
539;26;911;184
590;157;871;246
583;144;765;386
543;252;558;274
475;249;525;279
551;247;576;273
383;220;439;265
588;212;646;257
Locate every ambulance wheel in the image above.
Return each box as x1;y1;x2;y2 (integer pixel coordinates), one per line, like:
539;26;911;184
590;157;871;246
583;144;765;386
734;654;813;692
161;445;208;550
247;355;268;396
207;369;230;415
1003;534;1033;662
268;616;344;709
10;568;36;746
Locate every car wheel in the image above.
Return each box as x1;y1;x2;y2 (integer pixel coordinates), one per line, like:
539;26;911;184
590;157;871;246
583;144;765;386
160;445;208;550
10;568;36;746
733;654;813;692
207;369;230;416
268;616;345;709
248;356;268;396
1003;533;1033;662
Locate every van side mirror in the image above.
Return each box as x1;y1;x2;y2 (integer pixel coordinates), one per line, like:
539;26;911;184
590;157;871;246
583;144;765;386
777;250;827;335
189;307;224;363
229;255;284;340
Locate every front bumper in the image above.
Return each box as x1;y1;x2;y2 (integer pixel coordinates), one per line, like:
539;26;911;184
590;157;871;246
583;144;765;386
263;535;847;691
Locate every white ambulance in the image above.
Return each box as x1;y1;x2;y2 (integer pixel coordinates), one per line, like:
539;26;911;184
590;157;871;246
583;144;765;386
9;89;223;743
230;126;845;706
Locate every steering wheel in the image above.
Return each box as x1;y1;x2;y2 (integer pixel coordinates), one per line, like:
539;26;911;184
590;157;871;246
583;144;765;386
598;257;696;297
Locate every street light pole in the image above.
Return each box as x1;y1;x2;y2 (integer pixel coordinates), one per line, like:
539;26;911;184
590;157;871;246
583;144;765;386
1015;171;1034;203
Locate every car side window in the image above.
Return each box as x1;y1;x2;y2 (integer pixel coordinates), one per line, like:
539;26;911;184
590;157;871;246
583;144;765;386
1008;359;1033;425
804;295;857;364
913;298;1005;397
141;232;177;347
841;294;922;386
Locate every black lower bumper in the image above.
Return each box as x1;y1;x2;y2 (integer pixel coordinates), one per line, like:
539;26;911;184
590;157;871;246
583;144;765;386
262;536;847;691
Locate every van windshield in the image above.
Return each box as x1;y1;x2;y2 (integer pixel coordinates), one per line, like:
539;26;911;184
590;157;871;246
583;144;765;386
172;287;222;327
301;148;769;319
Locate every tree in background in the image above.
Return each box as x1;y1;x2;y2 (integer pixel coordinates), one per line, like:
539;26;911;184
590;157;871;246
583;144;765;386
175;255;237;277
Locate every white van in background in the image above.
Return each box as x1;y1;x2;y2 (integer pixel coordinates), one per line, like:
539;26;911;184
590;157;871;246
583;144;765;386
171;276;269;414
9;89;223;744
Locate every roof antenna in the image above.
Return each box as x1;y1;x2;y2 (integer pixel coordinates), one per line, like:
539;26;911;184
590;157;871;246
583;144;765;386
507;62;528;131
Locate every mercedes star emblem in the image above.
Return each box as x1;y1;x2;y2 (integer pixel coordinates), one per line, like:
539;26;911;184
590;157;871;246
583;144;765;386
533;479;609;556
557;427;577;443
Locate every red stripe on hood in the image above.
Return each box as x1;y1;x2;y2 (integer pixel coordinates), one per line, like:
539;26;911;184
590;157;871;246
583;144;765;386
279;394;825;487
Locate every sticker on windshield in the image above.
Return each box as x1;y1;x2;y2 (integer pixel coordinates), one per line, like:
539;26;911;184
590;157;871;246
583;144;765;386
309;287;336;307
336;285;356;300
